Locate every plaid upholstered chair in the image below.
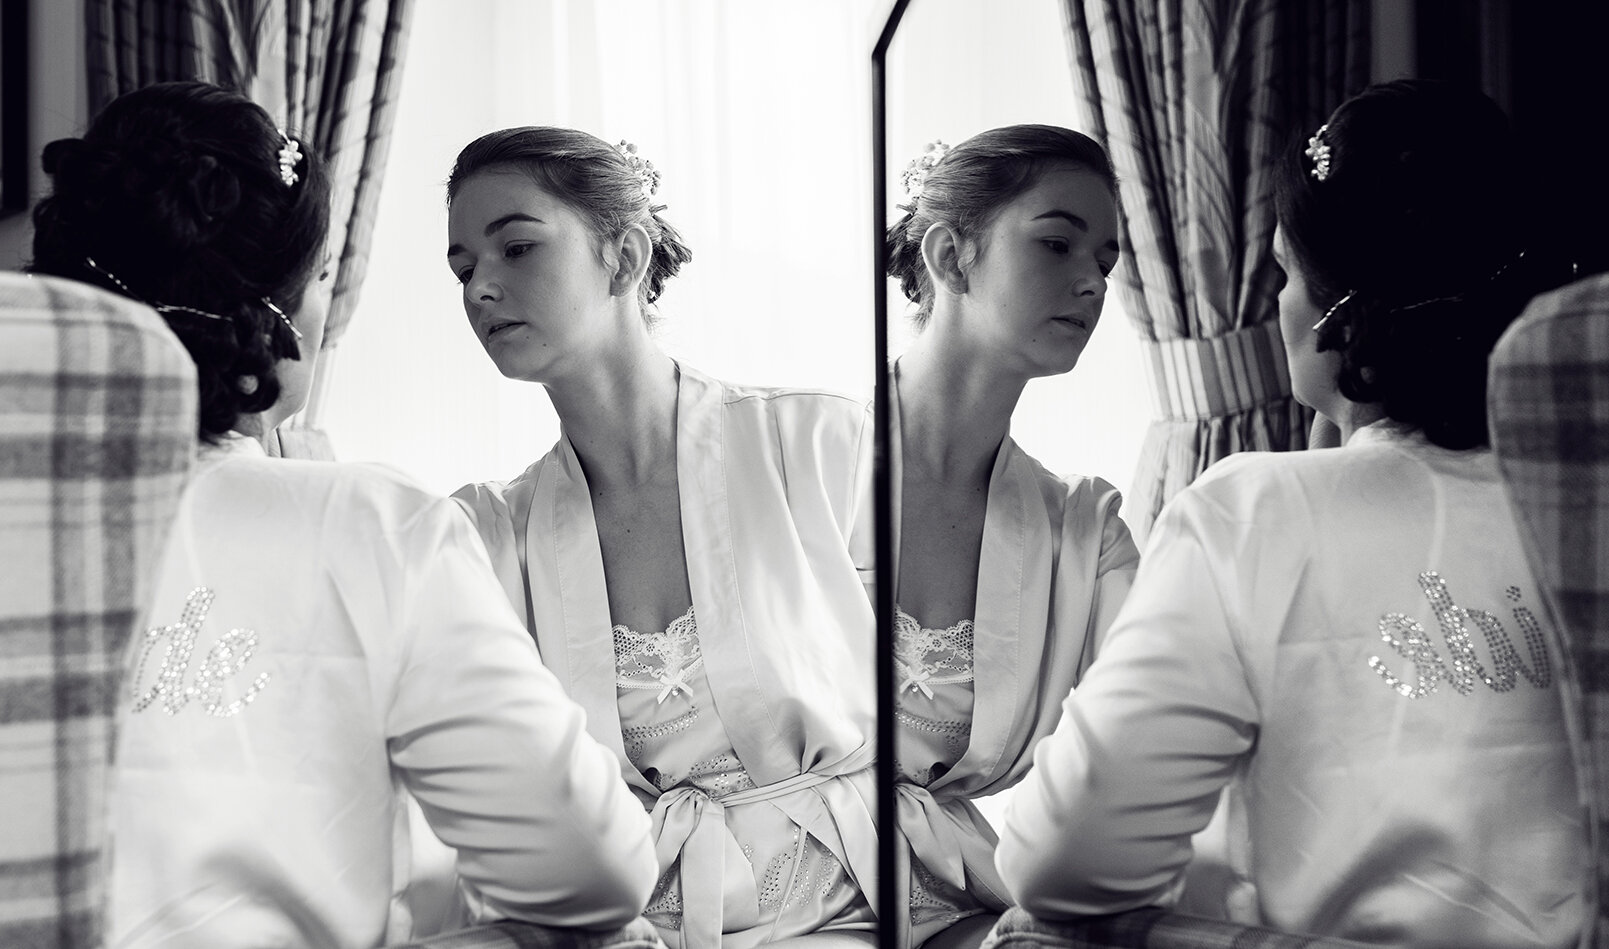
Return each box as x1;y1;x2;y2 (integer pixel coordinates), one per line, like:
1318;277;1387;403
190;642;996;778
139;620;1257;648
1488;270;1609;949
0;272;196;948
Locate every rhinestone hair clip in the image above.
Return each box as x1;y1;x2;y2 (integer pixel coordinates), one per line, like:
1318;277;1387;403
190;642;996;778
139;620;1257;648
615;141;661;199
277;131;302;187
901;140;951;201
84;257;301;340
1305;124;1333;182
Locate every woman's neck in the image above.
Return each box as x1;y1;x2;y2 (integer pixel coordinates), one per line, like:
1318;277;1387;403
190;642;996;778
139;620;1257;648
545;342;679;487
896;326;1026;483
1334;400;1388;445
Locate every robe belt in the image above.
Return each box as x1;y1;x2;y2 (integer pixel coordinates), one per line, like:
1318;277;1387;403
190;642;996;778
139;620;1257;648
894;783;1012;948
649;745;875;949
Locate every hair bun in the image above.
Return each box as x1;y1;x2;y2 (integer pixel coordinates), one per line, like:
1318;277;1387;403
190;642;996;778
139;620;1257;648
186;155;243;227
40;137;88;176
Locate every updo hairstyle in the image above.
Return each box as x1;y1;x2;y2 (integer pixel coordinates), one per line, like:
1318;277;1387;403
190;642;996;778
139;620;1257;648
885;124;1116;328
29;81;331;442
446;127;693;325
1275;79;1579;449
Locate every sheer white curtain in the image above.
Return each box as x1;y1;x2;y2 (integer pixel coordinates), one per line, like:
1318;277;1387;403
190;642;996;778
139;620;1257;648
323;0;879;495
882;0;1149;831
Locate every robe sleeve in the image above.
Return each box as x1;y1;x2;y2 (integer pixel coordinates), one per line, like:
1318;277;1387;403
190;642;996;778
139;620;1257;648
450;480;531;626
383;495;657;928
848;402;876;602
995;485;1259;917
1081;476;1141;675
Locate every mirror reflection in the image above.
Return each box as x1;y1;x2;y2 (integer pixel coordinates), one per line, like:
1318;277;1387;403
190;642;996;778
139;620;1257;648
878;3;1145;945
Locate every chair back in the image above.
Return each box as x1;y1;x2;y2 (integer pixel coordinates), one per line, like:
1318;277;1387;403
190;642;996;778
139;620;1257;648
0;273;196;948
1488;271;1609;948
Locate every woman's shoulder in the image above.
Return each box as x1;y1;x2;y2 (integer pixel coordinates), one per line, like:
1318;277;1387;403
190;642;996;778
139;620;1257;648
1172;437;1457;530
699;373;871;441
1009;442;1126;519
717;377;869;416
207;454;464;538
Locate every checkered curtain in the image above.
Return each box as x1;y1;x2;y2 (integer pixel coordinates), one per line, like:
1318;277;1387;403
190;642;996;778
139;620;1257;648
84;0;415;459
1489;273;1609;949
1058;0;1368;541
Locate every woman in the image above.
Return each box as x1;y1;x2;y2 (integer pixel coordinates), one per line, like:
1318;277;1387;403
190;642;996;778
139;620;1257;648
996;80;1589;948
882;125;1140;949
446;128;878;949
29;82;656;948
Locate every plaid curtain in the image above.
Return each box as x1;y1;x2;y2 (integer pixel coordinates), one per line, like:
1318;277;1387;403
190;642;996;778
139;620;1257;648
84;0;415;459
1058;0;1368;540
1488;272;1609;949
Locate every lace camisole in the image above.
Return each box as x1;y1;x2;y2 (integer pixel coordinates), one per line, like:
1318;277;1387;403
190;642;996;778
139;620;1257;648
895;607;989;934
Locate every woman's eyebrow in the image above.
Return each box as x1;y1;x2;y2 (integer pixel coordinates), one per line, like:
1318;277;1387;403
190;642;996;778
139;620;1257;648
447;213;546;256
1033;209;1120;254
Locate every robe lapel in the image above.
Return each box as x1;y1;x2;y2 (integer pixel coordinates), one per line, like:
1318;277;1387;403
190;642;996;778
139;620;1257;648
525;436;654;795
942;439;1053;790
673;365;786;782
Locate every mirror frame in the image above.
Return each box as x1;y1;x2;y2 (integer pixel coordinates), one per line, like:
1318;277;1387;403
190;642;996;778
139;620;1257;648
870;3;910;947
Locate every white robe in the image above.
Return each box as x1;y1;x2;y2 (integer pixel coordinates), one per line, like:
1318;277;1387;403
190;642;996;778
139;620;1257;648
110;436;657;949
891;408;1139;946
453;364;879;949
997;422;1590;948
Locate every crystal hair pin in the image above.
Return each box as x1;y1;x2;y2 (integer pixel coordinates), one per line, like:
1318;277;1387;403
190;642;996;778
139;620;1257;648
1305;124;1333;182
84;257;301;340
85;256;230;325
1312;288;1356;332
277;131;302;187
260;296;304;340
901;140;951;201
615;141;661;199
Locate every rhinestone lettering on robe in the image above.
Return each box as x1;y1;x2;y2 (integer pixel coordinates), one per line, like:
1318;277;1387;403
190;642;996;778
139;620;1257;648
1368;572;1552;699
130;587;271;716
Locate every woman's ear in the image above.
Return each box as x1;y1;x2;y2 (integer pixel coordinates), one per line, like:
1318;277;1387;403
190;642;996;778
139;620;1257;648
608;224;653;298
920;222;969;295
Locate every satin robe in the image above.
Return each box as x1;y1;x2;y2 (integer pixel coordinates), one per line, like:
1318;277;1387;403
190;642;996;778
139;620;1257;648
998;422;1590;948
110;436;657;949
892;404;1139;947
453;364;878;949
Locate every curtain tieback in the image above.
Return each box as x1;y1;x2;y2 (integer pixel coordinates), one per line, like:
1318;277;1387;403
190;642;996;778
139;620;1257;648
1142;321;1292;422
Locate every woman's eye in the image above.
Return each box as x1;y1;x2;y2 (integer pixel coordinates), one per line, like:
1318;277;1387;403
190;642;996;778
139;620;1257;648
1042;239;1069;254
505;242;534;260
1099;261;1115;278
454;266;474;285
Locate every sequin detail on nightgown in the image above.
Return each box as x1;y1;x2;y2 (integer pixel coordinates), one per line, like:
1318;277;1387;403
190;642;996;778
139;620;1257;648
614;606;859;941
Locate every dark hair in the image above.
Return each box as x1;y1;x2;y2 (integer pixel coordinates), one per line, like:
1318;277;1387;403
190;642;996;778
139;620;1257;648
446;127;692;325
1275;79;1578;449
885;124;1116;328
29;81;331;442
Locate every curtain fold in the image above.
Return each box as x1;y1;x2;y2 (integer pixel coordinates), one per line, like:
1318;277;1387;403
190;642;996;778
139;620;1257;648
1058;0;1368;540
85;0;415;458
